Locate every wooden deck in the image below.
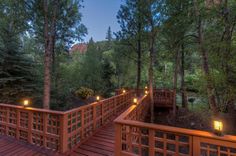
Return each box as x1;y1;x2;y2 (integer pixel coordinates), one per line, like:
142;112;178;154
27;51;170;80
70;123;115;156
0;135;61;156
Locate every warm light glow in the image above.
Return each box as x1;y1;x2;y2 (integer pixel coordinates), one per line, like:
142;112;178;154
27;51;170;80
214;120;223;132
145;86;148;89
145;90;148;95
23;100;29;107
96;96;100;101
122;89;126;94
133;98;137;104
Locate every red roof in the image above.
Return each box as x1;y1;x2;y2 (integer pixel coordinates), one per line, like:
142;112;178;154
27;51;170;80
70;43;87;54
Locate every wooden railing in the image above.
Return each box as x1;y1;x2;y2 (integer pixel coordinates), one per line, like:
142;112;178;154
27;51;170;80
154;89;176;108
0;91;134;153
114;93;236;156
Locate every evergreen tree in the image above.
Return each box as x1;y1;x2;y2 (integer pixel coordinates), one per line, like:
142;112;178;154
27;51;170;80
0;0;35;103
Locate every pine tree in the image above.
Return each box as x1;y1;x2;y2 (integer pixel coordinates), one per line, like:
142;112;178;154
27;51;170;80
0;0;35;103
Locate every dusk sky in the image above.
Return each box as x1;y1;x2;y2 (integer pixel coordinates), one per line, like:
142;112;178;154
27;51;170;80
81;0;123;42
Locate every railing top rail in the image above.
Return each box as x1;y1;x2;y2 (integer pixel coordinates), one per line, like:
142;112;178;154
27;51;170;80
0;103;65;115
64;91;133;114
0;91;133;115
114;93;236;144
114;94;147;122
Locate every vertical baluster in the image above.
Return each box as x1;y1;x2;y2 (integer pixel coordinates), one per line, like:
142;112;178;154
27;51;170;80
192;136;200;156
43;113;48;148
101;102;104;125
81;109;84;140
16;109;20;140
115;123;122;156
28;111;33;143
60;113;68;153
93;105;96;130
149;129;155;156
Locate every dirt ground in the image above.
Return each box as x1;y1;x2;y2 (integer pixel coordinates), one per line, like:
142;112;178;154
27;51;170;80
146;107;236;135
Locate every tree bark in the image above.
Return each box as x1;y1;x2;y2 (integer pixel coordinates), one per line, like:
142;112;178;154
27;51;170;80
180;44;188;109
136;23;141;96
43;0;50;109
43;0;58;109
194;0;218;114
173;47;180;115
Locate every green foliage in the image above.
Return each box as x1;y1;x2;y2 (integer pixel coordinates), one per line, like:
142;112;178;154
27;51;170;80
0;1;36;103
74;87;94;99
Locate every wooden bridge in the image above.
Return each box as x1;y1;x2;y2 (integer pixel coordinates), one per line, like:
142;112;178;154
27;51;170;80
0;89;236;156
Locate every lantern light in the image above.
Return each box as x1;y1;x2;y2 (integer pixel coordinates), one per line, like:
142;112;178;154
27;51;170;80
145;90;148;95
23;99;29;107
96;96;100;101
213;120;223;136
145;86;148;90
133;98;138;104
122;89;126;94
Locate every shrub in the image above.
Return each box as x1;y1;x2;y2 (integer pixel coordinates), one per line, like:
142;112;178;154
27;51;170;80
74;87;94;99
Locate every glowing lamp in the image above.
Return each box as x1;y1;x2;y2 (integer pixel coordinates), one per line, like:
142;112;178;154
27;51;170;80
96;96;100;101
145;90;148;95
133;98;138;104
213;120;223;136
145;86;148;89
23;99;29;107
122;89;126;94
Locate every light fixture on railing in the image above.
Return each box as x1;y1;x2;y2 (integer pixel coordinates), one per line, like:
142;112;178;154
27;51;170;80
145;90;148;95
133;98;138;104
122;89;126;94
23;99;29;108
213;120;223;136
96;96;100;101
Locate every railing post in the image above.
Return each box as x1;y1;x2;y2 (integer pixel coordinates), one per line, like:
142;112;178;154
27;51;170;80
60;113;68;153
16;109;20;140
81;109;84;139
115;123;122;156
28;111;33;143
149;129;155;156
101;102;104;125
192;136;200;156
6;108;9;135
43;113;48;148
93;105;96;130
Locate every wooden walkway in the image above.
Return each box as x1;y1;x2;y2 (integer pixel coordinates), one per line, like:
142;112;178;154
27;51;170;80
0;136;61;156
70;123;115;156
0;123;115;156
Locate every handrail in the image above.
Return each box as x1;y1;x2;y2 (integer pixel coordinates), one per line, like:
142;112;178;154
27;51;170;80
114;91;236;156
0;91;134;153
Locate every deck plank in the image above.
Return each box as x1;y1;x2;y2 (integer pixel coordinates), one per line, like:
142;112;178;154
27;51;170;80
0;136;62;156
0;122;116;156
70;123;115;156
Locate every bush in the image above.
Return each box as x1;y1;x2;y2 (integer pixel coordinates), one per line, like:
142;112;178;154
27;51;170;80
74;87;94;99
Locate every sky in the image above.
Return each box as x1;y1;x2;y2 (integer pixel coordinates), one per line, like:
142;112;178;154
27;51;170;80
81;0;123;42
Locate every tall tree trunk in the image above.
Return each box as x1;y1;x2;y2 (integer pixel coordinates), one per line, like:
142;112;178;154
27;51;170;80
43;0;50;109
222;0;235;114
180;44;188;108
43;0;58;109
136;26;141;97
194;0;218;114
173;48;180;115
149;35;155;123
